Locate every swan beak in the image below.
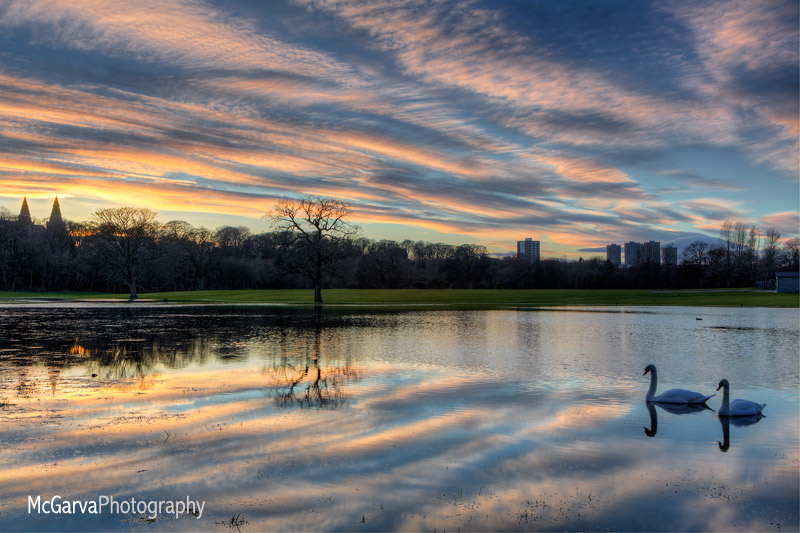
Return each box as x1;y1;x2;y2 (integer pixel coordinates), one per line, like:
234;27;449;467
643;369;648;375
716;383;722;391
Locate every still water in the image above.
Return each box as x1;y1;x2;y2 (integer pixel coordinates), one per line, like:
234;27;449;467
0;305;797;531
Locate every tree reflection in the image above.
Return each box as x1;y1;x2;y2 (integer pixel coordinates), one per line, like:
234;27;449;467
0;308;361;404
271;327;358;409
0;308;224;385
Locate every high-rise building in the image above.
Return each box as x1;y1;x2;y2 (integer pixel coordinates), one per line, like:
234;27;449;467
517;238;540;262
643;240;661;264
606;244;621;266
661;245;677;268
624;241;643;267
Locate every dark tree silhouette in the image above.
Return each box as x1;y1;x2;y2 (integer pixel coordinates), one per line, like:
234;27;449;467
783;238;800;271
90;207;160;299
267;197;360;303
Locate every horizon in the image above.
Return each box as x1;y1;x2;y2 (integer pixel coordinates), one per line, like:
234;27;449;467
1;0;797;257
7;194;729;259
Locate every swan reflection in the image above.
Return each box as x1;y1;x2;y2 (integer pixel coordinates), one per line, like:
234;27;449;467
643;401;713;437
717;412;765;452
644;401;658;437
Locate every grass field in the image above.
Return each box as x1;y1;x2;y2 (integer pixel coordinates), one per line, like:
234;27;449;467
0;288;797;308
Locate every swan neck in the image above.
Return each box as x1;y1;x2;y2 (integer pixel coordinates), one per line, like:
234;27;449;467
646;369;658;400
720;385;730;413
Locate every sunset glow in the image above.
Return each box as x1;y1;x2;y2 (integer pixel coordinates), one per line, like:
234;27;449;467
0;0;797;255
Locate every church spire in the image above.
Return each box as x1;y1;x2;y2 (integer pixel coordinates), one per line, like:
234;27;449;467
18;197;32;225
47;196;66;233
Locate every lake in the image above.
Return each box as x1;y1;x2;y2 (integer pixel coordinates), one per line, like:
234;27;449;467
0;304;797;531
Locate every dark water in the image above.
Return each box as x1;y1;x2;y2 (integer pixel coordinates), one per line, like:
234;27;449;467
0;304;797;531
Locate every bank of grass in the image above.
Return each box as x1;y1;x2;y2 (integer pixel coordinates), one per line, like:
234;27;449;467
0;288;797;308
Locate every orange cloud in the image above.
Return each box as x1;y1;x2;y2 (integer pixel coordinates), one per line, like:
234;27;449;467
533;155;634;184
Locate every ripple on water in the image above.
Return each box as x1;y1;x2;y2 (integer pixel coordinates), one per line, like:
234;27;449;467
0;306;797;531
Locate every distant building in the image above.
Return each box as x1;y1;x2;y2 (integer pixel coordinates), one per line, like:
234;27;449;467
16;197;67;236
661;245;677;268
517;238;540;262
46;196;66;233
18;197;33;226
643;241;661;265
624;241;643;267
606;244;621;266
776;272;799;293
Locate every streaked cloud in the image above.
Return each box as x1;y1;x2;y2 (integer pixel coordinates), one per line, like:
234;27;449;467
759;211;800;237
0;0;796;254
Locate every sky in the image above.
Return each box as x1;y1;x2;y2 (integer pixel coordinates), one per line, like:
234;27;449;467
0;0;797;257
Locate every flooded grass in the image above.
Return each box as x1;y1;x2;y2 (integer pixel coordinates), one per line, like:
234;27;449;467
0;306;797;531
1;288;797;307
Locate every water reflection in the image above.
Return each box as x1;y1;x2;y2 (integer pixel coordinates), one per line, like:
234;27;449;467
717;413;765;452
0;306;797;531
655;401;714;416
0;308;368;404
643;401;713;437
644;401;658;437
270;329;358;409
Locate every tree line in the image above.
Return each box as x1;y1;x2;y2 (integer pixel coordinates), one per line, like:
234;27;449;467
1;199;797;298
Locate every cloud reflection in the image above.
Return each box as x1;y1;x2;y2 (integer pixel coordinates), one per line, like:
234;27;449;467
0;307;797;530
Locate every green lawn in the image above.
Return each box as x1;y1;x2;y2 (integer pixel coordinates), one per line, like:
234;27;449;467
0;288;797;307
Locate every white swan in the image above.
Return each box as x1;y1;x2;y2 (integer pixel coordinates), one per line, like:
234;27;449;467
643;364;715;404
716;379;766;416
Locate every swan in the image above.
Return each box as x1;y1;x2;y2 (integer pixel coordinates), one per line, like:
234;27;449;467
716;379;766;416
643;364;715;404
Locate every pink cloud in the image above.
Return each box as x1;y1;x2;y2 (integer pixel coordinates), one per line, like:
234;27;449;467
759;211;800;238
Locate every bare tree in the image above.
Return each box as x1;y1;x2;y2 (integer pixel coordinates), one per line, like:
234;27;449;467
783;238;800;271
215;226;251;254
719;220;760;286
267;197;360;303
162;221;218;290
90;207;160;299
187;227;217;290
682;240;710;266
759;227;781;283
719;220;734;286
356;240;410;288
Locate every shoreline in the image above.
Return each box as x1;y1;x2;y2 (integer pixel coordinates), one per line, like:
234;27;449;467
0;288;796;309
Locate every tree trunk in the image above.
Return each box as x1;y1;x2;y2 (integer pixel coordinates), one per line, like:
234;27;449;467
129;281;137;300
314;247;323;303
314;283;322;303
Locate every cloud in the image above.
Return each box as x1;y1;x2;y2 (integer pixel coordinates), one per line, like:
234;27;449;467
297;0;747;149
759;211;800;238
0;0;794;253
679;198;748;222
0;0;356;82
666;0;799;173
656;169;745;192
